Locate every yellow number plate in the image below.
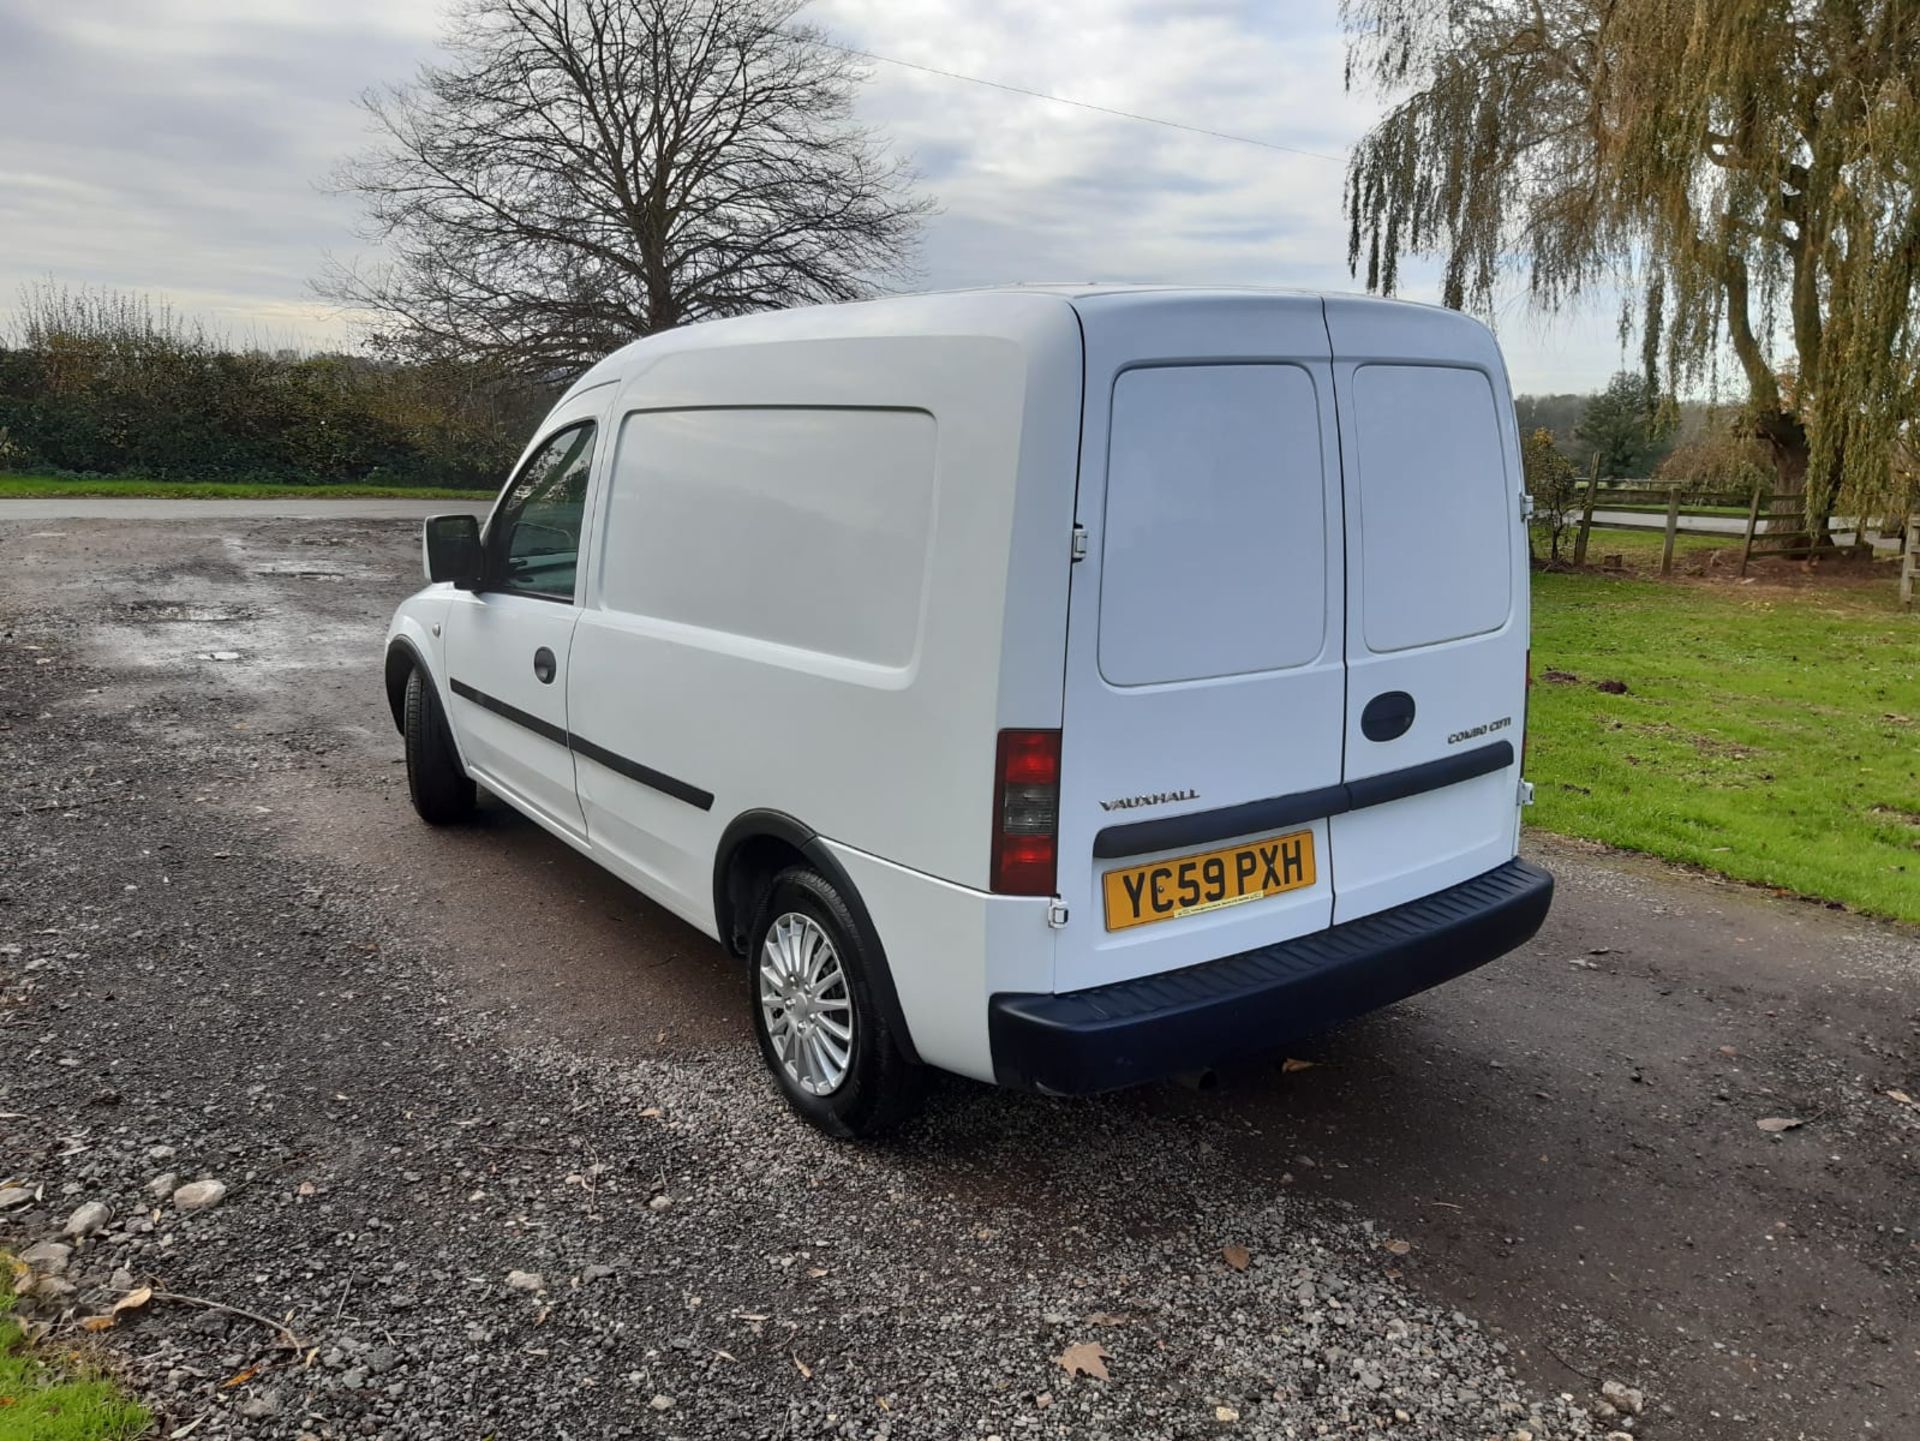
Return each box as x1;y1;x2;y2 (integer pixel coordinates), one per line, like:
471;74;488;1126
1102;830;1315;932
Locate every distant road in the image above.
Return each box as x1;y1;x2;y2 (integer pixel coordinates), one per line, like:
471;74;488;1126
1591;508;1744;535
0;497;490;523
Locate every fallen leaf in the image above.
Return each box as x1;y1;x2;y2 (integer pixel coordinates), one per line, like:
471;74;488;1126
1055;1341;1110;1381
1221;1245;1251;1271
1888;1090;1914;1106
111;1286;152;1317
792;1356;812;1381
221;1366;258;1389
1717;1045;1739;1058
876;1396;891;1412
805;1267;829;1278
1384;1239;1412;1256
1216;1405;1241;1422
76;1287;152;1332
1281;1058;1316;1073
1087;1311;1129;1326
639;1107;664;1119
1756;1117;1804;1133
296;1182;316;1197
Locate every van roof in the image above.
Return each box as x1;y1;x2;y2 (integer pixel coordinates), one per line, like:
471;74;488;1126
562;285;1488;399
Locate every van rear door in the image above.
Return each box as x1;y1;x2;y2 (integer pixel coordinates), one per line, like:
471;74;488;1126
1051;294;1347;992
1322;297;1528;923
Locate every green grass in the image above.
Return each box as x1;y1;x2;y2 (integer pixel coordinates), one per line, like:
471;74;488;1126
0;1270;149;1440
1564;525;1727;565
1528;567;1920;924
0;473;491;501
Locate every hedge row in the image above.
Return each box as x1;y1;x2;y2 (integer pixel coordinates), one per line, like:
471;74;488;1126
0;343;552;490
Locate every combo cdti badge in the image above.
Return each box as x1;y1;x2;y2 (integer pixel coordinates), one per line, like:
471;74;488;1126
383;286;1554;1137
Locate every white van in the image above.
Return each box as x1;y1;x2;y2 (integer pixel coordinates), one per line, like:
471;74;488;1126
384;286;1553;1136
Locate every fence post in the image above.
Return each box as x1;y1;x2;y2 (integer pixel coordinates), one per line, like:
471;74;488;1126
1739;485;1763;577
1660;486;1680;576
1902;516;1918;610
1573;455;1600;566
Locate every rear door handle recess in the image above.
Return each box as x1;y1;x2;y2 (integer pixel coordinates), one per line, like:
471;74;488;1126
1361;690;1415;742
533;647;557;685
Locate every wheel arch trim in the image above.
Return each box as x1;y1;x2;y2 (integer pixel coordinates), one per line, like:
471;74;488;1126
713;809;922;1067
385;633;473;775
384;634;431;733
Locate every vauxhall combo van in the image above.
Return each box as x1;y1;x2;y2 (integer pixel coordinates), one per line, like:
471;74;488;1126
384;286;1554;1136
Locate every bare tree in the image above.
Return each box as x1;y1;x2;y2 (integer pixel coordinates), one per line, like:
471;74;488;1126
321;0;930;377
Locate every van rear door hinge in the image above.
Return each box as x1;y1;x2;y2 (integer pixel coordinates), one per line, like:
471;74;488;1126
1520;492;1537;522
1070;525;1089;562
1047;899;1070;929
1517;778;1536;807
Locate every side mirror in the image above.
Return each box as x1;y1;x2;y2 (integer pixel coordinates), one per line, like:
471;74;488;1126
422;513;483;587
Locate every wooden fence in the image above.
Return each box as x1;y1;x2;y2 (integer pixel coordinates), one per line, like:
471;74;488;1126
1737;489;1817;575
1903;517;1918;610
1568;479;1917;590
1570;481;1746;576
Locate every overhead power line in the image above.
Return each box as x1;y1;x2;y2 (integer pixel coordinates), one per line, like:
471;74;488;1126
804;35;1348;165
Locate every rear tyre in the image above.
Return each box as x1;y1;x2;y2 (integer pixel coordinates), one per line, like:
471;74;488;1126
748;867;924;1138
402;666;475;825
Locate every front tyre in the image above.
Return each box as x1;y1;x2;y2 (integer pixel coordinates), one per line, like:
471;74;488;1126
402;666;475;824
748;868;924;1138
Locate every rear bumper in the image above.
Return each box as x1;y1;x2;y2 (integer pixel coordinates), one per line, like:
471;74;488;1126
989;858;1553;1094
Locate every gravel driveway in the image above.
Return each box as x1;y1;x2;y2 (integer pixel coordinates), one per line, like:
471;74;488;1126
3;515;1915;1440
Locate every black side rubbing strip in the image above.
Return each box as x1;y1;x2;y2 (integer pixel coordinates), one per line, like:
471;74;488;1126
1092;740;1515;861
447;677;714;812
449;677;567;746
567;734;715;812
1344;739;1512;811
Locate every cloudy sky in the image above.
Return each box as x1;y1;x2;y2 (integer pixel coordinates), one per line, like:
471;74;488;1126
0;0;1633;393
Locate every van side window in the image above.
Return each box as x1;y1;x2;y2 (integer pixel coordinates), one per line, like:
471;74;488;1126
490;422;597;601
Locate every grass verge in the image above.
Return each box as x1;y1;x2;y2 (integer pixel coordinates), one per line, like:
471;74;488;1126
0;473;491;501
0;1268;149;1440
1528;566;1920;924
1546;525;1727;568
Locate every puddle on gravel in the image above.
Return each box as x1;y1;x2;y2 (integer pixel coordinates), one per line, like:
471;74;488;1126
248;559;374;581
87;539;382;687
116;599;260;625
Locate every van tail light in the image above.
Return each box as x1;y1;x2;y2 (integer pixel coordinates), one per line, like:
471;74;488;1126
991;728;1060;896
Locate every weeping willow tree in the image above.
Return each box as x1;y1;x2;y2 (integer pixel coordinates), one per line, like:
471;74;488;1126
1343;0;1920;538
